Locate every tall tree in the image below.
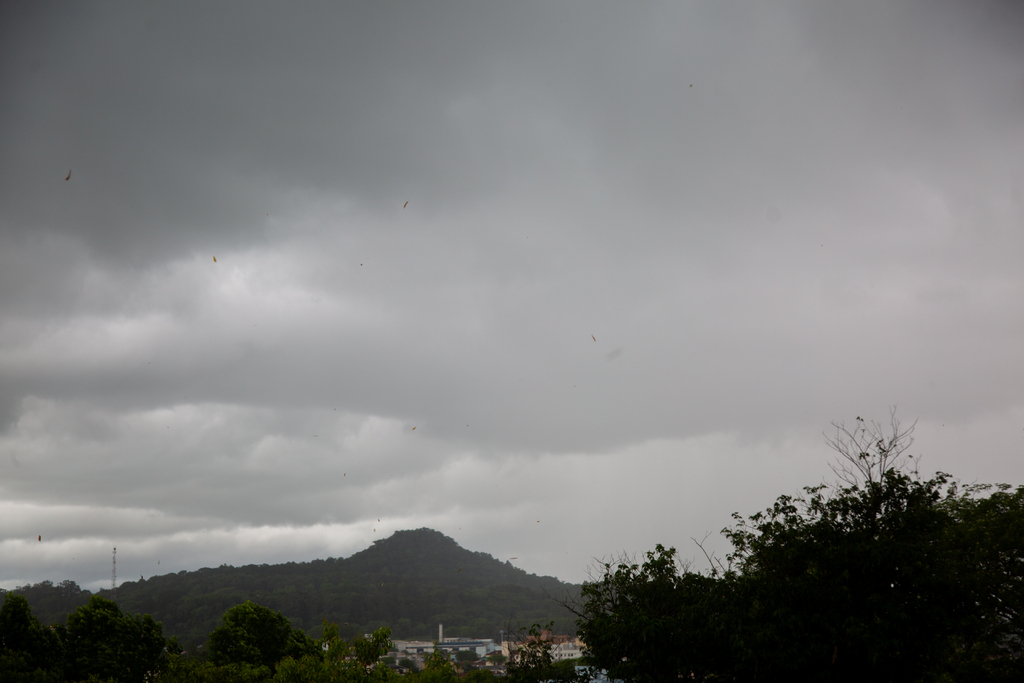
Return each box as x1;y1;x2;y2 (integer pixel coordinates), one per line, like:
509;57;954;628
574;548;736;682
0;593;64;682
208;601;316;672
724;469;961;680
61;595;169;683
575;415;1024;681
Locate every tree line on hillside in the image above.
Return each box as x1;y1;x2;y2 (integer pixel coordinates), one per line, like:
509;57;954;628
2;593;581;682
573;416;1024;681
3;529;578;646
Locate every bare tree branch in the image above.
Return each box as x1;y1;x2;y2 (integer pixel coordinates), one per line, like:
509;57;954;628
691;533;727;575
825;406;919;487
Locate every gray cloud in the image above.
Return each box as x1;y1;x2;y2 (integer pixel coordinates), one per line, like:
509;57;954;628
2;1;1022;589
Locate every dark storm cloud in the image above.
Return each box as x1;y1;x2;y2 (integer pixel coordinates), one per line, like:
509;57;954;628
2;2;597;260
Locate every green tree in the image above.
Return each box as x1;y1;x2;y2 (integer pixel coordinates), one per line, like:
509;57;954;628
575;415;1024;681
504;623;584;683
412;646;457;683
0;581;90;636
208;602;316;672
351;626;394;670
574;548;735;681
454;649;479;663
0;593;64;682
61;594;169;683
724;469;962;680
271;623;398;683
940;482;1024;681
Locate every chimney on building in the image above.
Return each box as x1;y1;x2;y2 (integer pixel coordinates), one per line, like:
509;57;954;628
439;623;443;643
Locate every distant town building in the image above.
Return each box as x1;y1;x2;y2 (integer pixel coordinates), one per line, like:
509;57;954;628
501;628;583;661
392;627;497;659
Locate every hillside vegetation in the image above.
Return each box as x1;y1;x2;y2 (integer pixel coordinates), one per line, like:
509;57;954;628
5;529;578;645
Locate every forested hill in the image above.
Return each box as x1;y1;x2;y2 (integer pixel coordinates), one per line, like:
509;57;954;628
6;528;579;646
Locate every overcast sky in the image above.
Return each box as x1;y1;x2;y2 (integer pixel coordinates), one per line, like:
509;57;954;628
2;1;1023;593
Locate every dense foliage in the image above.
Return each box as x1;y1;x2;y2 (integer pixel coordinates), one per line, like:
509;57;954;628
0;593;64;682
2;593;173;683
504;623;585;683
575;421;1024;682
0;581;89;633
62;595;172;683
3;594;521;683
207;601;318;672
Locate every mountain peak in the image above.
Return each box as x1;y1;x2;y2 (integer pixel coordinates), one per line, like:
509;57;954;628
15;528;579;642
370;527;458;548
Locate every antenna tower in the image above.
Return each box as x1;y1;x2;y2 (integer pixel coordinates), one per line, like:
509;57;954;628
111;547;117;601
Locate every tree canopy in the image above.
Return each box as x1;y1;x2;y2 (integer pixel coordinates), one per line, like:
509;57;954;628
61;595;170;683
575;418;1024;681
1;593;64;682
208;601;317;672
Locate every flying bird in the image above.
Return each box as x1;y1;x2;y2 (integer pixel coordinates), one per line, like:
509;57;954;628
412;426;416;430
592;335;596;342
213;256;217;262
509;557;517;560
403;201;408;208
457;568;462;573
65;169;71;180
38;535;41;541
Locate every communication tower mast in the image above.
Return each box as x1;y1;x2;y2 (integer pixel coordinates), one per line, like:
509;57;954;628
111;547;117;601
